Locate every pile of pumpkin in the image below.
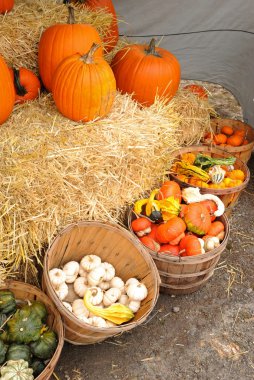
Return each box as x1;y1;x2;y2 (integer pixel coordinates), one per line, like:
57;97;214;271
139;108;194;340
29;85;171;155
0;290;58;378
204;125;249;147
130;180;226;256
48;255;148;327
0;1;182;126
171;152;246;189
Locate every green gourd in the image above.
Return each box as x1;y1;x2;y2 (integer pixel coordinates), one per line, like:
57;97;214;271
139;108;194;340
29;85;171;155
0;359;34;380
0;290;17;314
7;308;43;344
6;343;32;364
30;330;57;360
22;301;47;323
30;359;46;377
0;339;8;364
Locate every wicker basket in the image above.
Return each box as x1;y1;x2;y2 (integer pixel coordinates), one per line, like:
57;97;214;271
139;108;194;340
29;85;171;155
0;280;64;380
208;118;254;163
42;221;160;345
128;211;230;296
170;145;250;216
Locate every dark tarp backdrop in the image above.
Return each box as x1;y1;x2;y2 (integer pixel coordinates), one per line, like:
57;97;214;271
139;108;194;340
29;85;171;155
114;0;254;127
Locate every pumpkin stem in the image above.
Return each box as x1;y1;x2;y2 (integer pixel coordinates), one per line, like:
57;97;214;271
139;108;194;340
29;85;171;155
67;6;76;24
13;68;27;96
145;38;161;57
81;43;100;64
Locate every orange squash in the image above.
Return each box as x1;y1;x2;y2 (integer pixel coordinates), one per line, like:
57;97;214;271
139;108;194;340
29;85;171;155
156;217;186;244
157;181;182;202
111;38;181;106
179;235;202;256
0;55;15;124
159;244;180;256
139;236;160;252
9;67;41;103
214;133;227;144
221;125;234;136
52;44;116;122
207;221;224;237
183;203;211;235
226;134;243;147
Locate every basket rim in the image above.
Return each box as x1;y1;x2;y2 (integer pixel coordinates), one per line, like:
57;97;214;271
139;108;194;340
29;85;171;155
170;145;250;194
0;280;64;380
128;210;230;263
43;220;161;333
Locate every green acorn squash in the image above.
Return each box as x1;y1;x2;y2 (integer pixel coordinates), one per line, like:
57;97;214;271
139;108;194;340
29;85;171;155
7;308;43;344
6;343;32;364
30;330;57;360
30;359;46;377
0;312;8;328
0;339;8;364
0;359;34;380
22;301;47;323
0;290;16;314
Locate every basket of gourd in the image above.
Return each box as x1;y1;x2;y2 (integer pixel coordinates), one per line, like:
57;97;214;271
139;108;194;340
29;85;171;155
42;221;160;345
170;145;250;216
127;180;230;295
0;280;64;380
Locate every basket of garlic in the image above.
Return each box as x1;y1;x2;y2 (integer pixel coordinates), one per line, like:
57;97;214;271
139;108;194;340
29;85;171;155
42;221;160;345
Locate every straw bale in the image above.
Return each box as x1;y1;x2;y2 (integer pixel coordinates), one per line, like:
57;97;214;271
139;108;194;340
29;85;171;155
0;0;115;73
0;92;179;282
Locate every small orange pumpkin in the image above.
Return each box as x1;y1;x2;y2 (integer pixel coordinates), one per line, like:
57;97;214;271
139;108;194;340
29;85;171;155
179;235;202;256
131;217;152;237
207;221;224;237
157;180;182;202
214;133;227;145
156;217;186;244
9;67;41;103
183;203;211;235
199;200;218;222
221;125;234;136
0;0;14;13
52;44;116;122
139;236;160;252
159;244;180;256
226;134;243;147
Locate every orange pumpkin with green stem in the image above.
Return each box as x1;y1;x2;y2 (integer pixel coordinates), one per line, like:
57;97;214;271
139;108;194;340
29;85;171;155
9;67;41;103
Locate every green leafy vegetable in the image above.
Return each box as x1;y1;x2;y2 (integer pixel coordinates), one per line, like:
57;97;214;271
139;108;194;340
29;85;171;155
194;154;236;170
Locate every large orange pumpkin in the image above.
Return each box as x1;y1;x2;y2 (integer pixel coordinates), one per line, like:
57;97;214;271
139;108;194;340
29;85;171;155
71;0;119;53
0;55;15;125
156;217;186;244
183;203;211;235
0;0;14;13
52;44;116;122
9;67;41;104
111;38;181;106
38;5;103;92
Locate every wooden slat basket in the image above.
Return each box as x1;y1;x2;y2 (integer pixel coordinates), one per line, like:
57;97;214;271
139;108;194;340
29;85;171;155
0;280;64;380
170;145;250;216
208;118;254;163
128;211;230;296
43;221;160;345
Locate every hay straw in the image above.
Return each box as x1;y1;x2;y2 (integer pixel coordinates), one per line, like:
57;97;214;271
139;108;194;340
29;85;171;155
0;0;115;72
0;91;178;282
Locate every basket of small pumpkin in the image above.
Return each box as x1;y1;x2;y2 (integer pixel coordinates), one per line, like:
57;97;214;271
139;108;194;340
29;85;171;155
170;145;250;216
42;221;160;345
203;118;254;163
127;180;230;296
0;280;64;380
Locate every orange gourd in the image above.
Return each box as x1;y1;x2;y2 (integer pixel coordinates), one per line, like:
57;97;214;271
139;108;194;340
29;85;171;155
183;84;208;99
156;217;186;244
221;125;234;136
139;236;160;252
111;38;181;106
199;200;217;221
0;0;14;13
9;67;41;103
179;235;202;256
52;44;116;123
38;6;103;92
207;221;224;237
159;244;180;256
226;134;243;147
183;203;211;235
0;55;15;125
214;133;227;144
157;181;182;202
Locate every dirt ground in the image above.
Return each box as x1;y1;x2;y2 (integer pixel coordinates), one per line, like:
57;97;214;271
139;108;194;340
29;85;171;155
55;85;254;380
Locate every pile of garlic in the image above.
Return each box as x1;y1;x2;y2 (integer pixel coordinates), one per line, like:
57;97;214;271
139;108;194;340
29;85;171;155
48;254;148;328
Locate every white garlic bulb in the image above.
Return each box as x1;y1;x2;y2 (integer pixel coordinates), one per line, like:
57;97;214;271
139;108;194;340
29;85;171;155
80;255;101;272
89;316;107;328
63;301;72;312
55;282;68;300
74;276;88;298
103;288;121;307
49;268;66;288
72;299;89;319
101;262;115;282
110;277;125;293
89;287;104;305
119;294;129;306
98;281;110;291
87;265;106;286
127;282;148;302
128;300;141;313
63;261;80;283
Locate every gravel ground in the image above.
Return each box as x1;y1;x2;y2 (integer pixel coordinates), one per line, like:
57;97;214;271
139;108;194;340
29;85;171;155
55;83;254;380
